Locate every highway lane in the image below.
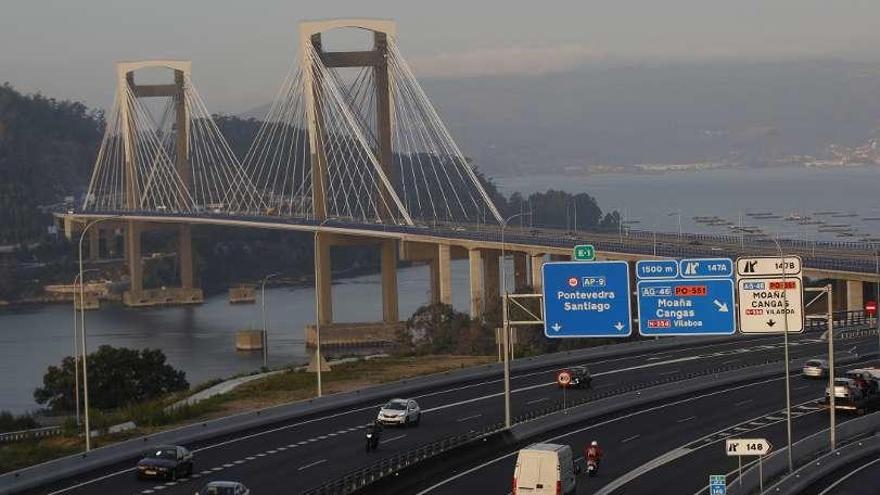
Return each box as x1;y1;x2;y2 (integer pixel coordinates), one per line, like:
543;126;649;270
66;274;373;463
416;344;880;495
26;333;859;495
798;453;880;495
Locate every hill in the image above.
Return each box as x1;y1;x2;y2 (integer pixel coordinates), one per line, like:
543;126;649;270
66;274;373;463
0;83;103;243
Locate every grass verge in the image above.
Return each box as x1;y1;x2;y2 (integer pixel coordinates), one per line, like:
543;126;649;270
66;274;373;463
0;354;493;474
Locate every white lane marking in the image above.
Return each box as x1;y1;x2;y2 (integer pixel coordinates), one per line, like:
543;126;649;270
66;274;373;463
598;396;828;495
415;375;788;494
722;359;740;365
734;399;753;406
234;459;245;464
659;370;680;376
677;416;696;423
223;463;234;467
297;458;327;471
817;455;880;494
457;414;482;423
211;466;223;471
526;397;549;405
794;385;810;391
380;434;407;445
621;434;640;443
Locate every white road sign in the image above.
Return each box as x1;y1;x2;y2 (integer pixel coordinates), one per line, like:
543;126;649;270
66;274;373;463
736;256;802;277
726;438;772;456
736;256;805;334
737;277;804;333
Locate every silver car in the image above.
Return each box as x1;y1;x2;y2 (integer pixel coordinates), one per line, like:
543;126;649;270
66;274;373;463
377;398;421;426
196;481;250;495
803;359;828;378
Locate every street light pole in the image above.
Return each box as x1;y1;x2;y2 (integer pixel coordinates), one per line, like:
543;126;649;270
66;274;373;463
260;272;282;369
313;219;331;398
772;238;794;473
501;212;530;429
77;216;118;452
71;268;97;426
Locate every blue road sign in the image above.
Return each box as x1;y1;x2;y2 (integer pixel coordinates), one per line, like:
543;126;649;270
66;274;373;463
636;260;679;279
709;474;727;495
636;258;735;336
680;258;733;278
542;261;632;338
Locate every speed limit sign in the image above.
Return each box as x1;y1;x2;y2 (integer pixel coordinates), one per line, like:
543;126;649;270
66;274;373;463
557;370;572;387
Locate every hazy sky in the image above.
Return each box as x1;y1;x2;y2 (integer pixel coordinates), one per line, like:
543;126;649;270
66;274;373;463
2;0;879;113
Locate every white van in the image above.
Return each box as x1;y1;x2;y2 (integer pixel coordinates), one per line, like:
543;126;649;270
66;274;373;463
513;443;577;495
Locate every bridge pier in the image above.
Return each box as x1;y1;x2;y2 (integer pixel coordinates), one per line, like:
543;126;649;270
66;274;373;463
482;249;500;312
469;248;483;318
846;279;864;312
530;254;546;292
178;224;194;289
125;221;143;294
381;239;399;322
513;253;529;291
88;227;100;261
315;232;333;325
428;244;452;305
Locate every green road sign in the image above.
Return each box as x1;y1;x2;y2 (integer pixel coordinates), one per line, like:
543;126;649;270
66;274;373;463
573;244;595;261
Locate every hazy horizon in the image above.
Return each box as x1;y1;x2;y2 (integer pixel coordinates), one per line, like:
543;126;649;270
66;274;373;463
2;1;880;113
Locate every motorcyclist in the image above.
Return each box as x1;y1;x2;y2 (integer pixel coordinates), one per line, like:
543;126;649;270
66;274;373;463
365;420;382;451
585;440;604;468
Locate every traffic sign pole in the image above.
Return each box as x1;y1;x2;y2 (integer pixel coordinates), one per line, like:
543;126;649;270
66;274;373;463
781;256;793;473
827;284;836;451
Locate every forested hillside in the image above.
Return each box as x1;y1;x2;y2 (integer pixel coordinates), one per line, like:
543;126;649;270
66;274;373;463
0;84;103;243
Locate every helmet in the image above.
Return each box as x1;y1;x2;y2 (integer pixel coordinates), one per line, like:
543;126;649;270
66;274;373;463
591;441;598;446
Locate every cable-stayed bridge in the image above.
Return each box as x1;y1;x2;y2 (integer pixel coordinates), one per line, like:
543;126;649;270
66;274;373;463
61;19;880;338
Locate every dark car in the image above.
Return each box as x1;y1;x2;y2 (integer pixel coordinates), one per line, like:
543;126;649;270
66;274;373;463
136;445;193;481
559;366;592;388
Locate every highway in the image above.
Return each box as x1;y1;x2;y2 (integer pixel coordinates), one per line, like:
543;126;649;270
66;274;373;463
799;452;880;495
413;338;880;495
21;332;877;495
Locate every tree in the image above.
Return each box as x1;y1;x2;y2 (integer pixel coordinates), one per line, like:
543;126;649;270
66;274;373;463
34;346;188;411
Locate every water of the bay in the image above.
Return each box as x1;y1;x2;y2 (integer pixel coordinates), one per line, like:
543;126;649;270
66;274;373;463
1;166;877;412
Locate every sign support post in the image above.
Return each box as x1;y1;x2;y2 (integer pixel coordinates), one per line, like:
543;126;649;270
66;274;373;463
827;284;836;450
780;257;793;473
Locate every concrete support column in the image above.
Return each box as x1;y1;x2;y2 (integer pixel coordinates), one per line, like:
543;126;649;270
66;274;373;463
469;249;483;318
482;250;500;311
107;229;118;258
846;280;865;312
178;224;194;289
88;226;100;261
381;239;399;323
126;221;143;293
436;244;452;305
513;253;529;291
530;254;546;292
315;233;333;325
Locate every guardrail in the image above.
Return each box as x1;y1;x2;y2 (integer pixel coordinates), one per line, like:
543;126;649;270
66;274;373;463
0;426;62;444
302;356;794;494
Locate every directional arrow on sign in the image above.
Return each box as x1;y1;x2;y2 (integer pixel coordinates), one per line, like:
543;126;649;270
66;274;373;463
551;323;562;332
767;319;776;327
614;322;625;331
713;300;729;312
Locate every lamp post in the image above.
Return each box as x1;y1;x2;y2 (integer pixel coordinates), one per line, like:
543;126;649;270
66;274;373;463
771;236;794;473
71;268;97;426
668;209;682;241
77;216;119;452
313;218;331;397
501;211;531;429
260;272;282;369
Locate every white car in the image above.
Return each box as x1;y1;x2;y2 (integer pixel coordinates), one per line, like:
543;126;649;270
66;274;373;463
196;481;250;495
802;359;828;378
377;398;421;426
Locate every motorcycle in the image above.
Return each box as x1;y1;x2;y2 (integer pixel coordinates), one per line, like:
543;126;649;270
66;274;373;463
365;428;380;452
586;458;599;477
